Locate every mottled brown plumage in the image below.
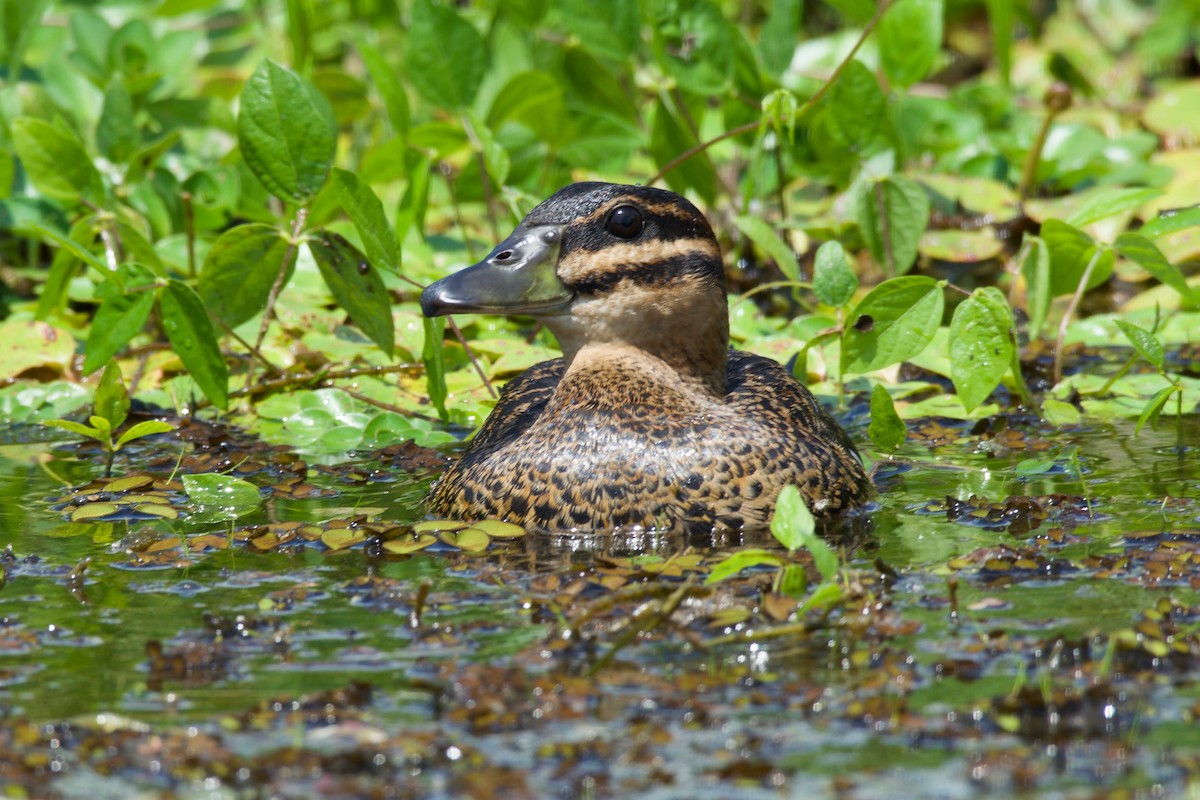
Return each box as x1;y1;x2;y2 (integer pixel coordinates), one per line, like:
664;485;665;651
421;182;870;533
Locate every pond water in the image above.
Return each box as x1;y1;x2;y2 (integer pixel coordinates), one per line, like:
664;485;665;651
0;402;1198;798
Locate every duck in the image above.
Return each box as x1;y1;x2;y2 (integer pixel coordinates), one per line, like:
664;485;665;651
419;182;870;533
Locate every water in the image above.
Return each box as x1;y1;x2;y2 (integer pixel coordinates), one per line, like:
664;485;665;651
0;412;1198;797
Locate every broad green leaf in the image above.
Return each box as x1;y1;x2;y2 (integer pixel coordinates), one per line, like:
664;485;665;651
704;549;784;585
770;484;815;552
237;59;336;202
652;1;735;95
355;36;409;141
84;283;155;374
407;0;486;109
422;316;448;422
486;71;567;145
949;287;1014;411
733;216;798;282
813;240;858;307
87;415;112;435
1139;207;1200;239
878;0;943;88
1042;397;1082;426
3;0;51;78
557;0;640;60
1020;235;1051;339
93;361;129;430
1064;187;1162;228
1115;320;1164;370
467;112;511;187
857;176;930;276
826;59;887;150
97;79;138;163
43;419;106;443
772;485;838;580
159;280;228;409
1134;385;1178;435
198;224;294;328
115;420;175;449
183;473;263;521
1041;219;1114;297
11;118;101;203
308;231;394;357
759;0;802;77
330;168;399;273
1114;233;1197;307
650;96;717;204
868;383;906;450
843;275;944;373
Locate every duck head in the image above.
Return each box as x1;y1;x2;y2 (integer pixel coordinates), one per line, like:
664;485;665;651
421;182;730;394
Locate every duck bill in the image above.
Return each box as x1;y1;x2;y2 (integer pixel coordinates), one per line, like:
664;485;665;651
420;224;574;317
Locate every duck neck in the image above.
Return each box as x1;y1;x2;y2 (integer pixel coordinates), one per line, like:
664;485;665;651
545;291;730;398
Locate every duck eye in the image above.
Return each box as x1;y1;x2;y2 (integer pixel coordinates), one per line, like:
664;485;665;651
605;205;643;239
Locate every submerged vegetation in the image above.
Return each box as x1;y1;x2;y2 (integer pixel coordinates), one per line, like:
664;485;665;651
0;0;1199;796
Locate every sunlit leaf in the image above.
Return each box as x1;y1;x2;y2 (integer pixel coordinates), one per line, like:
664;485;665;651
813;240;858;308
94;361;130;431
237;59;336;201
949;287;1015;411
308;230;395;357
11;118;101;204
330;168;400;273
878;0;943;88
843;275;944;373
198;224;295;328
704;549;784;585
1114;232;1197;307
115;420;175;449
422;316;448;422
1041;219;1114;297
159;280;228;409
734;216;798;282
826;59;887;150
1115;320;1164;370
183;473;263;520
1134;385;1178;434
868;383;906;450
857;175;930;275
1020;235;1051;339
407;0;486;109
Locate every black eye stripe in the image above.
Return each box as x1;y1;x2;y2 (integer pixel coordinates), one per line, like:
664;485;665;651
564;251;723;295
573;210;703;252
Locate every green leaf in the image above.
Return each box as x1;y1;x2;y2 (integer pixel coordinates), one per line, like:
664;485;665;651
330;168;399;273
88;415;112;435
115;420;175;449
813;240;858;307
843;275;944;373
1041;397;1082;426
1041;219;1114;297
237;59;336;202
1019;235;1051;339
759;0;802;77
11;118;102;203
198;224;294;328
826;59;887;150
949;287;1015;411
1064;187;1162;228
1139;207;1200;239
770;484;815;552
406;0;486;109
650;96;717;204
422;316;448;422
43;419;106;443
96;78;138;163
857;175;930;276
772;485;838;580
868;383;906;450
733;216;798;282
704;549;784;585
486;71;567;145
3;0;51;78
183;473;263;522
93;361;130;430
1114;320;1165;370
84;265;158;374
36;219;94;320
355;37;409;141
26;222;110;276
1134;385;1178;435
159;280;229;410
467;112;511;187
878;0;943;88
1114;233;1197;307
308;230;394;357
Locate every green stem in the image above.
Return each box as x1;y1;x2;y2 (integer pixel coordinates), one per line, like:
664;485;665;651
1053;249;1103;385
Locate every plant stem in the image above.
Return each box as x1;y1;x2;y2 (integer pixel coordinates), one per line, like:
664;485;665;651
1053;249;1102;385
247;208;308;397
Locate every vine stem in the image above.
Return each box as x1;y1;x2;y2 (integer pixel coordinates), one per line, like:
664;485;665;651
648;0;894;186
246;208;308;399
1053;249;1103;385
